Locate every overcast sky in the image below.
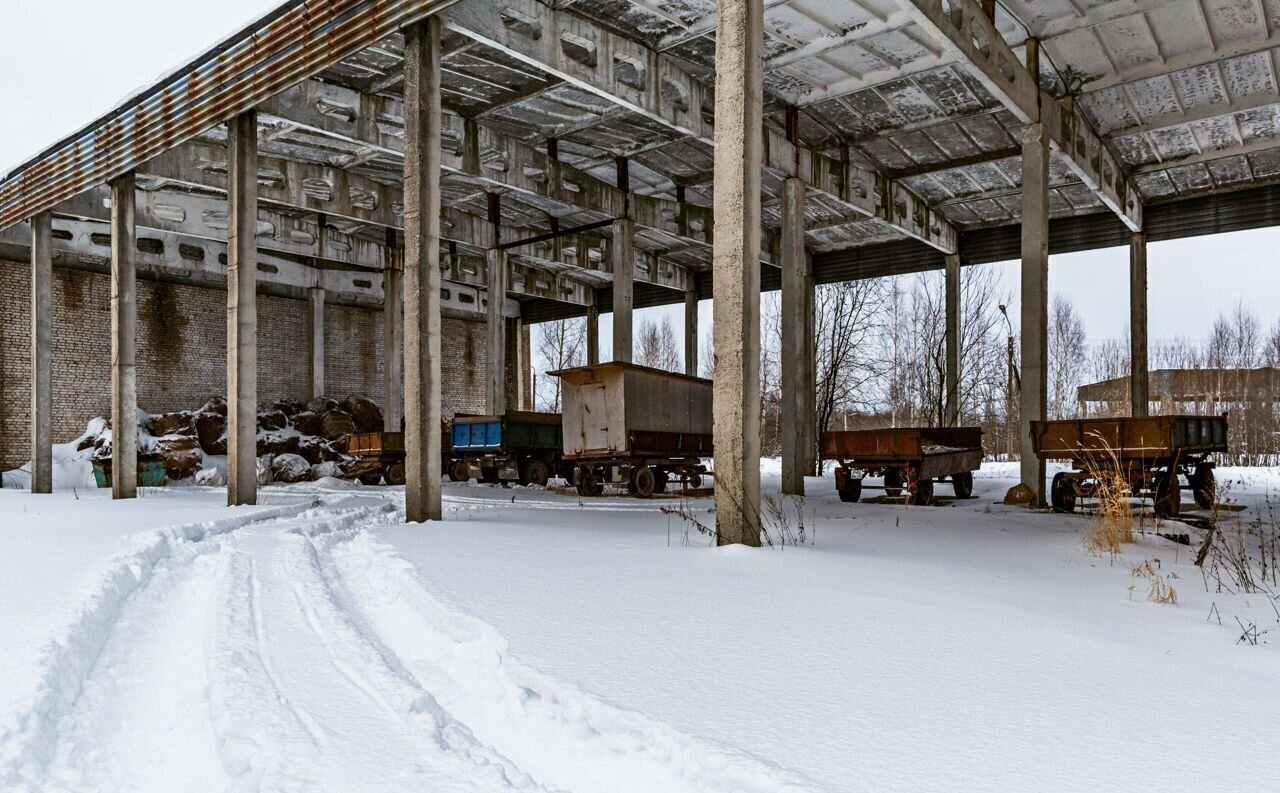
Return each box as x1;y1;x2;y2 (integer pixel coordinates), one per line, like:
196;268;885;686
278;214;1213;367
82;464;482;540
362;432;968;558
3;0;1276;349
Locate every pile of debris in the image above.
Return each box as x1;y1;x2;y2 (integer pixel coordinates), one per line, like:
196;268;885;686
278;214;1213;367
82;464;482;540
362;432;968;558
83;394;390;485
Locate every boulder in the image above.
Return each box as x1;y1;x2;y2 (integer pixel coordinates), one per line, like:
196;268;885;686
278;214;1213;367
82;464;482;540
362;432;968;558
156;436;203;481
320;409;356;442
200;396;228;417
195;412;227;455
343;395;384;433
291;411;323;437
310;461;342;480
297;435;329;465
271;453;313;483
151;412;196;437
257;432;301;458
306;397;339;414
272;399;305;418
195;467;225;486
256;409;288;432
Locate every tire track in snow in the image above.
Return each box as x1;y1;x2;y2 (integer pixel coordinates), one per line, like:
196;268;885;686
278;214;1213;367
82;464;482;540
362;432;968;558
206;504;547;792
0;497;326;791
318;532;825;793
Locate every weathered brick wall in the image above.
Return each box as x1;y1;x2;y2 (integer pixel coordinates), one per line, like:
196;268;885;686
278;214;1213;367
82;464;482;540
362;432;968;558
0;258;523;470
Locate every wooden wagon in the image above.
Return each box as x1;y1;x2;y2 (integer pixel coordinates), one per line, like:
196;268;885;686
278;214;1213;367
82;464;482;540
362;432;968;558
821;426;984;506
549;362;711;497
1029;414;1227;517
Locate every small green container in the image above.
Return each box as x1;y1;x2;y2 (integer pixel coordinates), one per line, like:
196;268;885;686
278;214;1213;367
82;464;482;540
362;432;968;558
92;458;167;488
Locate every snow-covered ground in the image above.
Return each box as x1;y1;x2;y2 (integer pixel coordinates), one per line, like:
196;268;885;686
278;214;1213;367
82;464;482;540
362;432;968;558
1;465;1277;792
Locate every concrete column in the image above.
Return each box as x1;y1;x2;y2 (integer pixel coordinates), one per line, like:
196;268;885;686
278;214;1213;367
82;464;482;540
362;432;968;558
226;110;258;507
1129;232;1149;418
611;218;634;362
29;211;52;494
802;248;817;476
586;296;600;366
780;176;809;496
711;0;764;546
684;284;699;377
383;268;403;431
1020;123;1050;506
505;316;526;410
486;247;507;414
944;253;961;427
403;16;444;522
308;287;325;400
110;173;138;499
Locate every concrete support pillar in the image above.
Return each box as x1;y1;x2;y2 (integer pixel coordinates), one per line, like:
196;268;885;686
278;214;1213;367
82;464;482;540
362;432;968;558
780;177;811;496
110;173;138;499
711;0;763;546
1019;123;1050;506
586;296;600;366
944;253;961;427
1129;232;1149;418
308;287;325;400
403;16;444;522
29;211;52;494
684;285;699;377
226;110;258;507
611;218;634;362
486;247;508;414
383;266;403;430
506;316;526;410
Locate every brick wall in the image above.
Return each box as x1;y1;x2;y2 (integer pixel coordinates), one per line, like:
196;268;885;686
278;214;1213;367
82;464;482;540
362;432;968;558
0;258;527;470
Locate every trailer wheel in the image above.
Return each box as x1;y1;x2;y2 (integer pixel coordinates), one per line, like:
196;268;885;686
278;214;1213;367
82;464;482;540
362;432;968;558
952;471;974;499
480;467;501;485
521;459;550;488
629;465;656;498
1192;464;1216;510
384;462;406;486
448;460;470;482
654;469;670;494
575;467;604;497
1050;472;1076;513
838;478;863;503
682;472;703;492
910;478;933;506
1153;472;1181;519
883;469;903;498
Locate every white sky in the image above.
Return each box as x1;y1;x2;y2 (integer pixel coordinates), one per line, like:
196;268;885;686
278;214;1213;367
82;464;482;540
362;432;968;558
2;1;1277;351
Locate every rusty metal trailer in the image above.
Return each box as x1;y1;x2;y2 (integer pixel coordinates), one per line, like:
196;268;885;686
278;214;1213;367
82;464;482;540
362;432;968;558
448;411;569;486
549;362;711;498
1030;415;1228;518
346;431;406;486
821;427;984;506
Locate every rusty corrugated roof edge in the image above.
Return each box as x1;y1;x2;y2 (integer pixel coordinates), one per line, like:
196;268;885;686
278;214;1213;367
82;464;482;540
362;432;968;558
0;0;458;234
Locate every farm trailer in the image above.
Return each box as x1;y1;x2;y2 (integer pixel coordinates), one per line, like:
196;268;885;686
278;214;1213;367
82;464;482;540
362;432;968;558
1029;415;1227;518
346;422;452;486
549;362;711;498
448;411;569;487
822;427;984;506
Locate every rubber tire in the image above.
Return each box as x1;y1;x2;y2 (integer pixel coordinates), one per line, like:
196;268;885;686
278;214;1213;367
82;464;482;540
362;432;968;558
1154;472;1181;519
480;467;501;485
952;471;974;499
683;472;703;492
654;469;670;494
575;467;604;497
884;469;903;498
629;465;656;498
838;478;863;503
521;458;550;488
1050;472;1076;514
384;462;406;486
448;460;470;483
1193;465;1216;510
910;478;933;506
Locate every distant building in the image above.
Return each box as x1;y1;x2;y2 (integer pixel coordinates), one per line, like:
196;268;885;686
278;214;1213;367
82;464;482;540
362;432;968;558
1077;368;1280;417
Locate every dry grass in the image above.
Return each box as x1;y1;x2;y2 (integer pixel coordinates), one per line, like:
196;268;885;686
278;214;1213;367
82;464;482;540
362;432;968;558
1131;559;1179;605
1081;435;1135;557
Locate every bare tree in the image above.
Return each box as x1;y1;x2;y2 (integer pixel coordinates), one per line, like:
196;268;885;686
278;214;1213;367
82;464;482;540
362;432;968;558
532;318;585;411
635;315;682;371
1048;294;1087;419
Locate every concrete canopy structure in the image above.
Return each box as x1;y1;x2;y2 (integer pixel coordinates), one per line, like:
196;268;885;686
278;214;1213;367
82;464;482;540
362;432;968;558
4;0;1280;527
